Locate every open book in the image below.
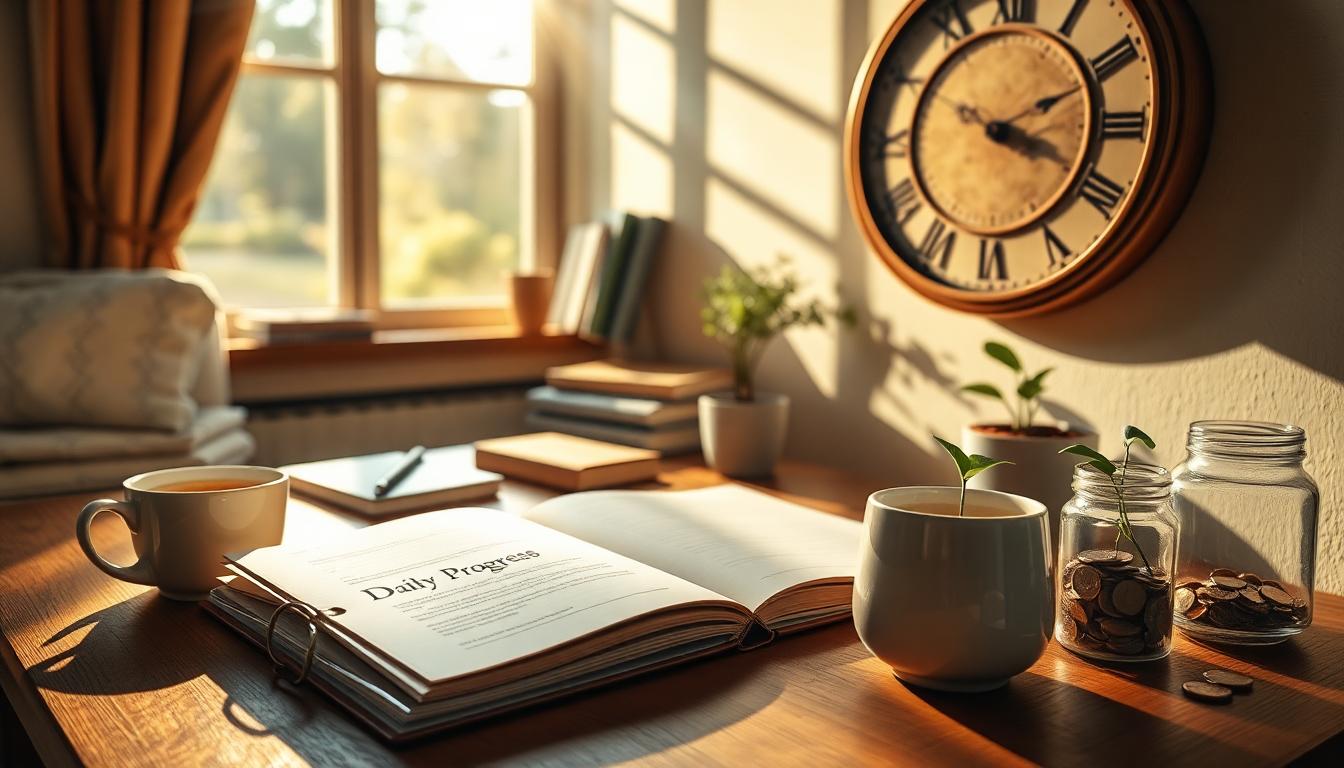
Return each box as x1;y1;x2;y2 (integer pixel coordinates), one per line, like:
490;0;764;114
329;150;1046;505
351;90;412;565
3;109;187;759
206;485;861;741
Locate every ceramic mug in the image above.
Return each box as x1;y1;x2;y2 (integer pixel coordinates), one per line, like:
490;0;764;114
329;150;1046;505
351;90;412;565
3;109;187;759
76;466;288;600
853;486;1054;692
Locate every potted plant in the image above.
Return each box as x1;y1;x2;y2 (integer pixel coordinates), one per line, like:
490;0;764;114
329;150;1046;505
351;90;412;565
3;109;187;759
959;341;1098;539
698;257;853;477
853;436;1053;692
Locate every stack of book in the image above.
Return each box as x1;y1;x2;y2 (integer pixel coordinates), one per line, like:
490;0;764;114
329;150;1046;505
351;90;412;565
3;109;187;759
546;213;666;345
524;360;732;455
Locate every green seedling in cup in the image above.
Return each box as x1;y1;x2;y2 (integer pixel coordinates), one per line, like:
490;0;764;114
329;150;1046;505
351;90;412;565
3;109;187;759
1059;425;1157;575
933;436;1013;517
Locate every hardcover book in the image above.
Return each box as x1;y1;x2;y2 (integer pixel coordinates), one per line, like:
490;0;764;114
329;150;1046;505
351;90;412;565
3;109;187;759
473;432;660;490
525;385;699;427
545;360;732;401
205;484;862;741
523;412;701;455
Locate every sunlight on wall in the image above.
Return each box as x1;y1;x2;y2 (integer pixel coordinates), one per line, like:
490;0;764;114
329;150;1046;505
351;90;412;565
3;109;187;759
868;0;907;41
610;121;674;217
705;177;839;398
706;0;842;122
614;0;677;33
705;70;839;239
610;12;676;145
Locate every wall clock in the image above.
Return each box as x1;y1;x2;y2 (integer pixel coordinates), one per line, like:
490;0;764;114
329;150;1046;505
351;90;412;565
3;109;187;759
845;0;1211;316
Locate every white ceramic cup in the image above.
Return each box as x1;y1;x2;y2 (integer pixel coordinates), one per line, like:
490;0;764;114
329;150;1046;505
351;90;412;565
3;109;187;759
853;486;1054;692
76;465;288;601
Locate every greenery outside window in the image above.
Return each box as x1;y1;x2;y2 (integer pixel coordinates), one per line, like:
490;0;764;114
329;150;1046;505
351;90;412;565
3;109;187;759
182;0;545;329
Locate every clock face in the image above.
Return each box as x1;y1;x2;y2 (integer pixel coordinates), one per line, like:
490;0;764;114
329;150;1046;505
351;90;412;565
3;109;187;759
847;0;1206;314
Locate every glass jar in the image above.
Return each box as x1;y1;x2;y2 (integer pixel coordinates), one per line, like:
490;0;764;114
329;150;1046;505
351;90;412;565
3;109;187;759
1171;421;1318;646
1056;462;1179;662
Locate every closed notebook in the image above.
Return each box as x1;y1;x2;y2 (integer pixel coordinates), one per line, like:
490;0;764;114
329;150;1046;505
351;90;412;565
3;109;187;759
545;360;733;401
284;445;503;516
473;432;659;491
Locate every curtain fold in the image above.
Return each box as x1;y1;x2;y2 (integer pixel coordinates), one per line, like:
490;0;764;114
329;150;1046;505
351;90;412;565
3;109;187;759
29;0;255;270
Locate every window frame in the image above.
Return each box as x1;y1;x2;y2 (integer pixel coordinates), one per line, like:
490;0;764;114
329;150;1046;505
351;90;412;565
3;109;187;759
226;0;558;330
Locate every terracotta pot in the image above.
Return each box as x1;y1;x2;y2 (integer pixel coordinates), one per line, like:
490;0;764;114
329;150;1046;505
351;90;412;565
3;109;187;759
961;422;1098;545
853;486;1054;692
509;272;553;335
697;392;789;478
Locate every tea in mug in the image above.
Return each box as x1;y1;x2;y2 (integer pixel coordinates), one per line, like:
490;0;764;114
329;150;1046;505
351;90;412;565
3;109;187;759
156;479;260;493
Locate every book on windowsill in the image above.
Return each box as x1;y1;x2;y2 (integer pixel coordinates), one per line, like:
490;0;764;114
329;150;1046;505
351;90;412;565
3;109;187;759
283;445;503;516
545;360;733;401
473;432;659;490
523;411;701;455
231;308;376;344
204;484;862;741
525;385;699;427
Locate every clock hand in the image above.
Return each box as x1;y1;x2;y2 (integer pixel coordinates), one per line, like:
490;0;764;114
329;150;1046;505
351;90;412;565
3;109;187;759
931;93;988;126
985;121;1071;167
1000;85;1083;125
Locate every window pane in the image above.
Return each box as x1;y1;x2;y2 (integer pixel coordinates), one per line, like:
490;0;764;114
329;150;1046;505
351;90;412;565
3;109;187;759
246;0;334;66
379;84;530;306
375;0;533;85
182;75;335;308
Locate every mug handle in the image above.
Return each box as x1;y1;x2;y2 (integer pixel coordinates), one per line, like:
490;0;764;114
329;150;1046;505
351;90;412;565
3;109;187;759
76;499;157;587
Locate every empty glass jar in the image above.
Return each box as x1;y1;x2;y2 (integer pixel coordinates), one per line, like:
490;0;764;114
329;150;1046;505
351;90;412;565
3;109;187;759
1171;421;1318;645
1057;462;1178;662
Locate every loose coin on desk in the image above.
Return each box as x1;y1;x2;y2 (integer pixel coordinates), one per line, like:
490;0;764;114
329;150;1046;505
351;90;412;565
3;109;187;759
1182;681;1233;704
1202;670;1254;692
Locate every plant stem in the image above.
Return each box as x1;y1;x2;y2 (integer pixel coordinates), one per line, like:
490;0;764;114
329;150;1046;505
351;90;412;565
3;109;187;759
959;478;966;517
1111;441;1153;575
732;341;753;401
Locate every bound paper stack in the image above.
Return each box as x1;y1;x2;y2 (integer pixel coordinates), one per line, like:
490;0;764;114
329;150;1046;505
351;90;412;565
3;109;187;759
524;360;733;455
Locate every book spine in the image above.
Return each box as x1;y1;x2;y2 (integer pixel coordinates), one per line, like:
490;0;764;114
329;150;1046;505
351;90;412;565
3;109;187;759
608;217;666;344
583;213;637;342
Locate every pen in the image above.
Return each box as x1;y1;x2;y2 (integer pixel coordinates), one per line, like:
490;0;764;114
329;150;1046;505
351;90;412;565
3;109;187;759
374;445;426;497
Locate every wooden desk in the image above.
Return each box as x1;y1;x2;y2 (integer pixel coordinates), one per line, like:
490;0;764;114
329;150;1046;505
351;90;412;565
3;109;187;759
2;458;1342;767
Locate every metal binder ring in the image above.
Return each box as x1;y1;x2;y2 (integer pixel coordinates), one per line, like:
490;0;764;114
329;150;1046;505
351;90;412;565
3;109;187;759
266;600;321;685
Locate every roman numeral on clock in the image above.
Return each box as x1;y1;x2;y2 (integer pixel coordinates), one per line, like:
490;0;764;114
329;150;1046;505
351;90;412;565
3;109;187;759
1042;225;1070;267
873;128;910;159
994;0;1032;24
1091;36;1139;82
1058;0;1088;37
885;178;921;224
930;1;973;45
1079;169;1126;219
1101;110;1145;141
978;239;1007;281
918;219;956;269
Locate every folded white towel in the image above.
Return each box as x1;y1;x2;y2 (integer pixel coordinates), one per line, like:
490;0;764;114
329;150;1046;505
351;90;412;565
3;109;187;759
0;406;247;464
0;427;255;499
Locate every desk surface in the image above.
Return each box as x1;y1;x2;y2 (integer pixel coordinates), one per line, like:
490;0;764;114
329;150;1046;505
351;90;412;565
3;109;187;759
1;458;1342;767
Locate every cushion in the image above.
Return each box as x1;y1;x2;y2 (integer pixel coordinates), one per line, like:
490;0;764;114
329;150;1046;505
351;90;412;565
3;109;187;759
0;269;218;432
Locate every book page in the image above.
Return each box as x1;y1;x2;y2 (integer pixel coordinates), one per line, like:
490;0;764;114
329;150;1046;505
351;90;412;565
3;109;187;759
524;485;862;612
228;508;731;684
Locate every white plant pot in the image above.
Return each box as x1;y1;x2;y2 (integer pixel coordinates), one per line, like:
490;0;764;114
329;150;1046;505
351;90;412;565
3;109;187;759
853;486;1054;692
961;422;1098;544
698;392;789;478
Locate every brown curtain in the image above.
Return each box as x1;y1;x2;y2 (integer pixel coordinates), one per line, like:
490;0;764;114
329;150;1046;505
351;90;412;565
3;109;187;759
29;0;255;270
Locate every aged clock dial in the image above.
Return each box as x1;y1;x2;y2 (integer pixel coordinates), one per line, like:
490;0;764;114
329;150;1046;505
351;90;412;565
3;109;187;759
846;0;1210;315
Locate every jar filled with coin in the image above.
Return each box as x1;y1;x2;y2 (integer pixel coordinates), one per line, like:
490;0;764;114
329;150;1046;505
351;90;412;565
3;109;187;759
1171;421;1318;645
1057;462;1179;662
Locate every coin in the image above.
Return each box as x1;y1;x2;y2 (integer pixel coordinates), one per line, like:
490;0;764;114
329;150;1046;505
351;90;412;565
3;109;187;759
1146;594;1172;636
1238;572;1262;586
1186;602;1207;620
1261;579;1284;590
1238;588;1264;604
1112;580;1148;616
1210;568;1238;578
1202;670;1253;691
1099;618;1142;637
1199;586;1240;602
1107;637;1145;655
1078;549;1135;565
1183;681;1233;703
1211;575;1248;590
1261;586;1294;607
1072;565;1102;600
1067;599;1089;625
1174;588;1197;615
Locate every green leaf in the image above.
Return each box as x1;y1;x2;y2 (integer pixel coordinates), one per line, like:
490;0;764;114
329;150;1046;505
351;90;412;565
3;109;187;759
961;383;1004;400
984;342;1022;372
933;435;973;480
934;436;1011;481
963;454;1013;480
1124;425;1156;450
1059;444;1117;475
1017;368;1053;401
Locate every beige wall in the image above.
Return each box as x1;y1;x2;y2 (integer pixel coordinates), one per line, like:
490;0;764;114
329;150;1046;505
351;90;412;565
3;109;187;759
0;0;43;270
580;0;1344;590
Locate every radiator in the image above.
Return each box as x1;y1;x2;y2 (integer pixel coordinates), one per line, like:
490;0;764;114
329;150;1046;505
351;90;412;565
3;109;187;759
244;387;531;467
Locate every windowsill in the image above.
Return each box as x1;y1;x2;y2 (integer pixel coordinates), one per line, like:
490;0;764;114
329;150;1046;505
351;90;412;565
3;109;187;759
228;327;605;404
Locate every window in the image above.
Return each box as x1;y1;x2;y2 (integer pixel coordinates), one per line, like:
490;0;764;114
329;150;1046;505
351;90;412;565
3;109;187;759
182;0;542;327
